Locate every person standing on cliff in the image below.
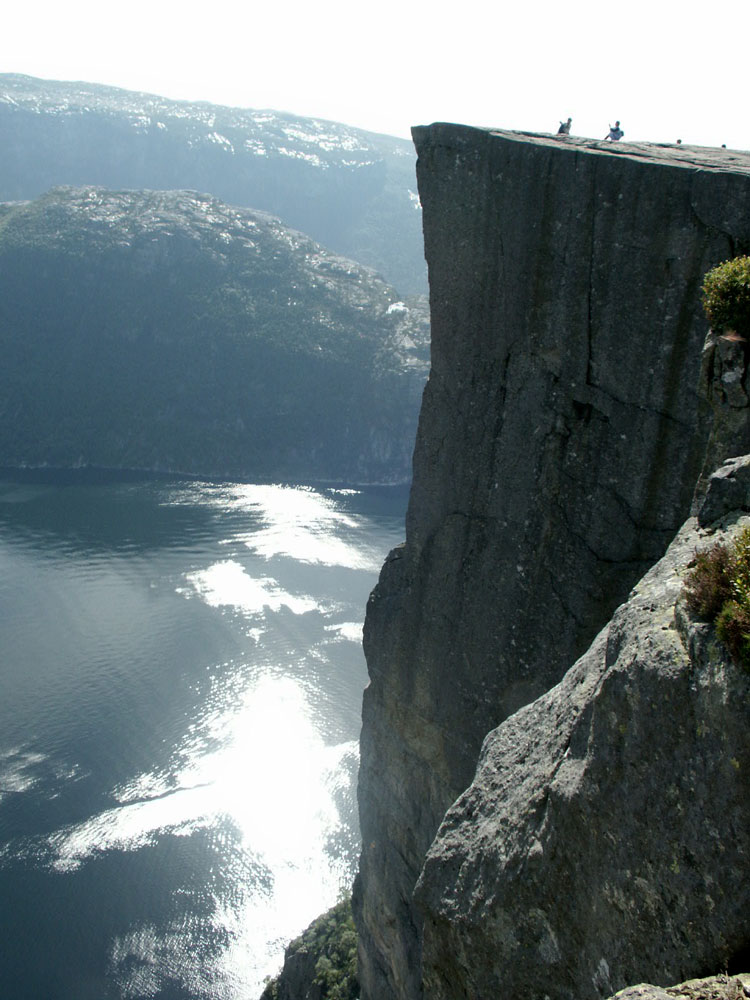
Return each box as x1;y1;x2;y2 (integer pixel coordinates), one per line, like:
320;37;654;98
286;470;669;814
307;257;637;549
605;121;624;141
557;118;572;135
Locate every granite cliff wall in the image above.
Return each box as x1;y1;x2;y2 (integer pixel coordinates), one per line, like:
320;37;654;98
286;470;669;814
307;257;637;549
355;126;750;999
417;474;750;999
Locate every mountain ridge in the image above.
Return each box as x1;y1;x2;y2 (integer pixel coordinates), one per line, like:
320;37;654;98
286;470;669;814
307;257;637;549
0;184;429;483
0;73;426;295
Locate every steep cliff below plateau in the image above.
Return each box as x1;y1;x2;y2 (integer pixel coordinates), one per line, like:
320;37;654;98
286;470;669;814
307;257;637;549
356;126;750;999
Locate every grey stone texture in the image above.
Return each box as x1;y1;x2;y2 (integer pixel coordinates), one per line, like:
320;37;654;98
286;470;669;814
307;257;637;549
608;974;750;1000
355;125;750;1000
416;512;750;999
698;454;750;526
697;332;750;503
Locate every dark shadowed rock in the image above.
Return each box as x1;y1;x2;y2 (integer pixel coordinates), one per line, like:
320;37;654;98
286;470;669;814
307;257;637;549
355;126;750;999
262;948;321;1000
698;455;750;526
697;332;750;500
416;509;750;1000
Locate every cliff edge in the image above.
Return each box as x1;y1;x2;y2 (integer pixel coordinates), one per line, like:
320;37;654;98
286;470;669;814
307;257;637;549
356;126;750;999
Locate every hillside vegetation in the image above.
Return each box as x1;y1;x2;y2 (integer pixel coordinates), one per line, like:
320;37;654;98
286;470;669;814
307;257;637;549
0;186;429;483
0;74;425;295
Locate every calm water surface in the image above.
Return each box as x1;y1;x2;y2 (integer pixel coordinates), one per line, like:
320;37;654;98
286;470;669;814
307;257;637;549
0;472;407;999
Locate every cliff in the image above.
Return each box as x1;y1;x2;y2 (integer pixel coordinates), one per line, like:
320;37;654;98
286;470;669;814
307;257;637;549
418;477;750;998
0;186;429;483
0;74;426;295
355;126;750;999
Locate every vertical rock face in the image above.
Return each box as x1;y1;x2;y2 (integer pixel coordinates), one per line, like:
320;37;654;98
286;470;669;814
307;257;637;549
698;331;750;494
417;507;750;1000
355;126;750;1000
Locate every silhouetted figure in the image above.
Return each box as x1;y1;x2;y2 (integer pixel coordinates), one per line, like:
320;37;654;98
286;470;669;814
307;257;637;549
557;118;572;135
605;121;624;141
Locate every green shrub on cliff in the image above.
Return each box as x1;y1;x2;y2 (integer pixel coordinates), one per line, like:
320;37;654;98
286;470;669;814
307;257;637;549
684;526;750;669
261;896;358;1000
308;897;358;1000
701;255;750;335
683;541;734;619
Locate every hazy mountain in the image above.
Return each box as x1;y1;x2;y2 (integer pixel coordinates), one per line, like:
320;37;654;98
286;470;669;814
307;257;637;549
0;74;426;295
0;186;429;483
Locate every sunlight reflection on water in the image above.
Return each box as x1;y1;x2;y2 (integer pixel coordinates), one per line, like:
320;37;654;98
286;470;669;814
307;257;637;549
49;674;353;990
184;560;320;616
168;482;386;570
0;477;406;998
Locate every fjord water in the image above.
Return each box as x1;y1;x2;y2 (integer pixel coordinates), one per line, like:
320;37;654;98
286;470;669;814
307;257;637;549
0;472;406;1000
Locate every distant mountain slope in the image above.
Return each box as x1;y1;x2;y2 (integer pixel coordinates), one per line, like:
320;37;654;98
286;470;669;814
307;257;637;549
0;186;429;483
0;74;426;295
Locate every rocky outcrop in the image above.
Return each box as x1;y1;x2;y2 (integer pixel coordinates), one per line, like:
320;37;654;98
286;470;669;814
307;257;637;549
0;73;426;295
698;454;750;526
698;332;750;497
355;126;750;999
417;479;750;998
608;975;750;1000
0;185;429;483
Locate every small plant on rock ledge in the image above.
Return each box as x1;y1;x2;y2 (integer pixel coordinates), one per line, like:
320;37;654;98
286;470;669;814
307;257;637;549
701;255;750;337
684;526;750;669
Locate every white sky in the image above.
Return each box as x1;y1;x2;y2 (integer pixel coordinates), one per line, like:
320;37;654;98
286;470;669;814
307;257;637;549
3;0;749;150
